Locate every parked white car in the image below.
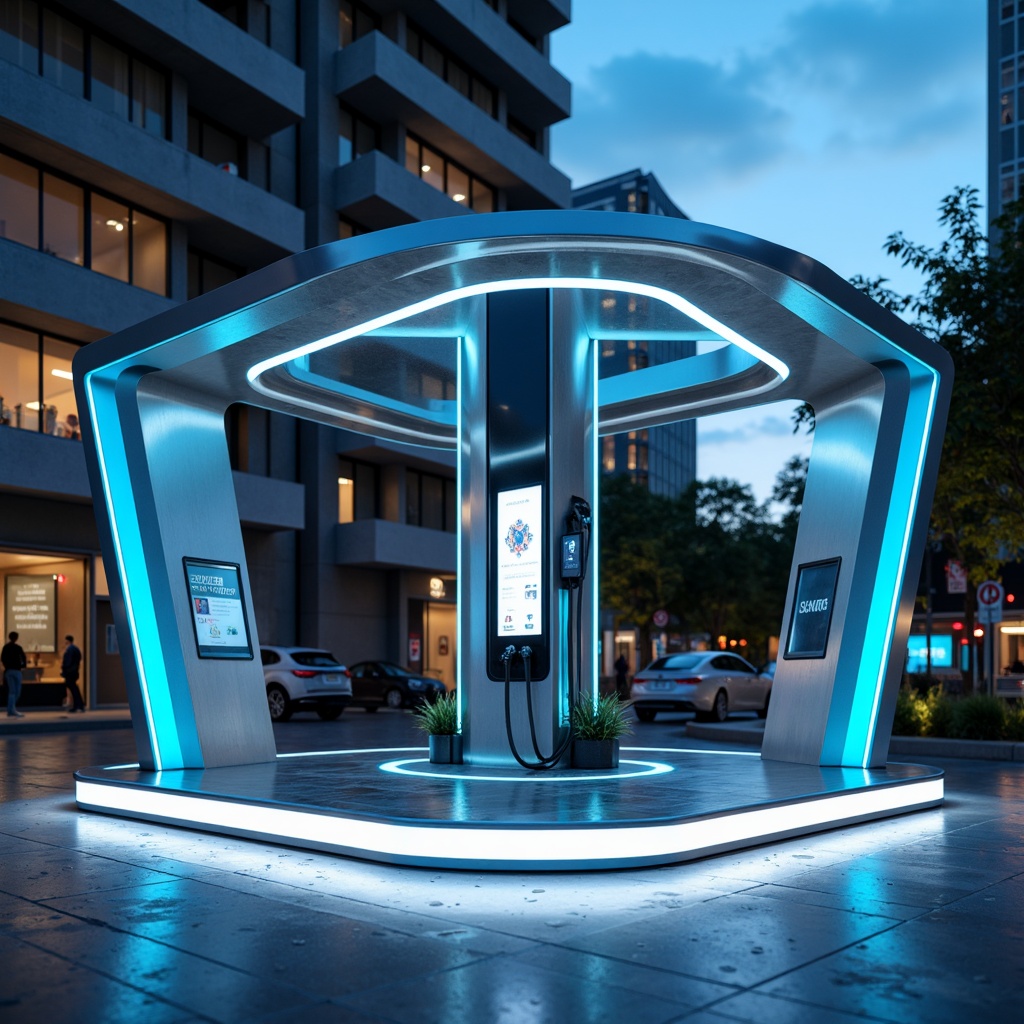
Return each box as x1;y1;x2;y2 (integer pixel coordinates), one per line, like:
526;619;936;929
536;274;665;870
630;651;772;723
261;646;352;722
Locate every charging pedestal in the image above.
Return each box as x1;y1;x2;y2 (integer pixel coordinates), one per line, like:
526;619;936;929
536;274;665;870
459;289;596;767
71;212;951;869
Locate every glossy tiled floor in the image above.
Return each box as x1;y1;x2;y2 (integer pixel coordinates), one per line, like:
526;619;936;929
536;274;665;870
1;712;1022;1023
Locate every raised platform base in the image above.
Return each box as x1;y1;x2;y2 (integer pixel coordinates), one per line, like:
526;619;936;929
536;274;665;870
75;746;944;871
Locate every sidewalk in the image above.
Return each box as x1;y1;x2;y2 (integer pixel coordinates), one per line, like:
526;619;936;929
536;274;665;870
0;707;132;735
685;716;1024;760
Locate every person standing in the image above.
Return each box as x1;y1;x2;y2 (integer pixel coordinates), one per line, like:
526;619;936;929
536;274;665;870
2;631;26;717
61;635;86;712
614;652;630;700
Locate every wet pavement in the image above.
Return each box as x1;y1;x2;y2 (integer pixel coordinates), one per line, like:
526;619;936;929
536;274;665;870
0;710;1021;1022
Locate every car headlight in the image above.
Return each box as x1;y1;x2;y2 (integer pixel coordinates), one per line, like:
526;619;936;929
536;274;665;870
408;678;427;689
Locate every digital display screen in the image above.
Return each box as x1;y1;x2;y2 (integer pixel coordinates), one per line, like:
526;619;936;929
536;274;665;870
496;484;543;637
183;558;253;660
4;575;57;653
906;635;953;673
784;557;841;659
561;532;582;579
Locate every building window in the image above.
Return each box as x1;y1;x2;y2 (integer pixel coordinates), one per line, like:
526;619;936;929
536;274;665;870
338;105;379;164
0;3;167;136
338;459;378;521
189;111;243;175
337;216;369;240
405;469;456;532
338;0;378;47
404;133;495;212
508;115;539;150
187;249;241;298
0;149;168;293
405;21;498;118
0;319;81;436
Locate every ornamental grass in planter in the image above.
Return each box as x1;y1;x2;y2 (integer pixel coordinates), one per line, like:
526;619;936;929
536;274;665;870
412;691;462;763
570;693;633;769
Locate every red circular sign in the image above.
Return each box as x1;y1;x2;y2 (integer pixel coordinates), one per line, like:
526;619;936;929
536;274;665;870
978;581;1004;607
652;610;669;628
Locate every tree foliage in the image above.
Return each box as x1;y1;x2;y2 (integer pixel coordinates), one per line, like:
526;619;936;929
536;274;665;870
599;463;807;665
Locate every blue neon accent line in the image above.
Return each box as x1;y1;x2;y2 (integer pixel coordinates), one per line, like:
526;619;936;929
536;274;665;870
456;335;464;735
85;370;179;771
590;336;600;703
826;353;939;766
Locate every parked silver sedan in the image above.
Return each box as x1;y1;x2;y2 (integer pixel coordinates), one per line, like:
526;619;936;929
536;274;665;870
629;651;772;723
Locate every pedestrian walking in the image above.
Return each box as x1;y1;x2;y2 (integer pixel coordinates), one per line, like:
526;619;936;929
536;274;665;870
614;653;630;700
2;631;27;717
61;635;86;712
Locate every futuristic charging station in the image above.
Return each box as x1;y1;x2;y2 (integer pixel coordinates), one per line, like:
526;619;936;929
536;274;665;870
72;212;951;870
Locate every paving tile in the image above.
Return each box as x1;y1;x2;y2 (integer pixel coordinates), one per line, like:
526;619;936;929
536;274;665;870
336;953;696;1024
41;878;492;1000
758;910;1024;1024
564;890;898;988
0;843;179;902
510;944;736;1012
0;931;193;1024
6;901;321;1023
737;882;925;922
682;989;897;1023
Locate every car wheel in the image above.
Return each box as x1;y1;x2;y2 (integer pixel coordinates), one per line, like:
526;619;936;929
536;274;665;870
267;685;292;722
385;688;404;710
712;689;728;723
635;708;657;723
757;691;771;719
317;706;344;721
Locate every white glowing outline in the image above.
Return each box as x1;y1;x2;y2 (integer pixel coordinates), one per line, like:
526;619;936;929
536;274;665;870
377;758;674;781
245;277;790;411
75;776;943;868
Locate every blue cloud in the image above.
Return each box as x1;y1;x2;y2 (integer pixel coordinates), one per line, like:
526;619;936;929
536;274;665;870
699;416;794;446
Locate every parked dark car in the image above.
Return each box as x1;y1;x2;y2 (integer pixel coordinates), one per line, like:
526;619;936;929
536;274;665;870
347;661;448;710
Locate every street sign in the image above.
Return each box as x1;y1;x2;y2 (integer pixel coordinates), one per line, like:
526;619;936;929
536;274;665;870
977;580;1004;625
652;609;669;628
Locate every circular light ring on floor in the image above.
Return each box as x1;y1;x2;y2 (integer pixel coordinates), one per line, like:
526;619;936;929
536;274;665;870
378;758;674;781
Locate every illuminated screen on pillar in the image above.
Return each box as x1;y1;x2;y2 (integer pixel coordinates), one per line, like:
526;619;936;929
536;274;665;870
785;557;841;659
183;558;253;659
496;485;543;637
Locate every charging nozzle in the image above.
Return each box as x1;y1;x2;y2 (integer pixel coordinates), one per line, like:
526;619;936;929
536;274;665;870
501;644;517;663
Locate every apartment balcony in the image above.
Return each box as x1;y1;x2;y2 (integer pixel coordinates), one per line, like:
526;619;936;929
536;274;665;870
0;63;303;264
336;520;456;573
335;34;570;210
58;0;304;136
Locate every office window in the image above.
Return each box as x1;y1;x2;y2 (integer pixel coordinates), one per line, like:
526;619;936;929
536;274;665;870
0;320;82;435
91;194;129;282
406;22;498;118
406;469;455;532
339;0;377;47
42;173;83;264
1;149;167;291
0;152;39;248
132;58;166;137
338;216;367;240
132;210;167;295
1003;92;1015;126
405;134;495;212
42;8;83;96
338;459;378;520
189;111;242;173
188;249;241;298
0;321;40;431
90;36;129;119
0;0;39;72
338;106;378;164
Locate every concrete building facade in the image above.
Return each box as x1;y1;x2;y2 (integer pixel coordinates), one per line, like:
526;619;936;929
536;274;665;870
0;0;571;706
572;169;697;498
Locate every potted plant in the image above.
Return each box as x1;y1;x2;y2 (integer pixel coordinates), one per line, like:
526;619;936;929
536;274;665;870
412;691;462;764
570;693;633;769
